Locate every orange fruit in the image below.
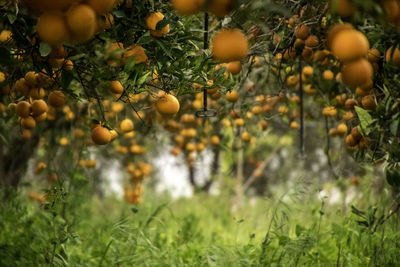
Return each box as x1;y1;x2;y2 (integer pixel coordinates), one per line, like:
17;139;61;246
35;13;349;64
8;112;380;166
326;23;354;50
31;99;48;116
212;29;249;62
207;0;234;17
109;81;124;94
210;135;220;145
171;0;204;15
385;46;400;66
331;29;369;62
341;58;373;88
66;5;97;43
226;61;242;75
241;131;251;142
367;48;381;63
0;30;12;42
120;118;134;132
91;126;111;145
331;0;354;18
48;90;65;107
36;12;69;46
294;24;310;40
16;101;31;118
305;35;319;48
226;90;239;102
337;123;348;135
146;12;169;38
21;116;36;129
156;92;180;115
123;44;148;64
87;0;115;14
361;95;376;110
104;42;124;67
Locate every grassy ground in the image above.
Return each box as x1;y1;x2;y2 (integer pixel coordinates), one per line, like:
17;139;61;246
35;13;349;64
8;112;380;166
1;176;400;266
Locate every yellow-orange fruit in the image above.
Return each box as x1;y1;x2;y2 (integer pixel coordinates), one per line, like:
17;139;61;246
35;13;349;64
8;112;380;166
49;45;66;59
210;135;220;145
326;23;354;50
322;106;337;117
31;99;48;116
385;46;400;66
21;116;36;129
323;70;334;80
383;0;400;23
207;0;234;17
226;90;239;102
342;111;354;121
345;134;357;147
294;24;310;40
226;61;242;75
171;0;204;15
241;131;251;142
24;0;76;12
337;123;348;135
259;120;268;131
123;45;148;64
290;121;299;129
36;12;69;46
21;129;32;140
341;58;373;88
331;0;354;18
234;118;245;127
345;99;357;110
120;118;134;132
302;66;313;77
305;35;319;48
97;13;114;31
34;112;47;122
361;95;376;110
109;81;124;94
212;29;249;62
0;30;12;42
87;0;115;14
331;30;369;62
156;92;180;115
351;126;362;141
367;49;381;63
25;72;38;87
66;5;97;43
91;126;111;145
16;101;31;118
146;12;169;38
63;59;74;70
48;90;66;107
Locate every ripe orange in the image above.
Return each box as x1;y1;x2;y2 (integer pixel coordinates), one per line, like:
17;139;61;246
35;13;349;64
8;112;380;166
361;95;376;110
146;12;169;38
241;132;251;142
210;135;220;145
87;0;115;14
326;23;354;50
345;134;357;147
16;101;31;118
156;92;180;115
91;126;111;145
294;24;310;40
331;0;354;18
385;46;400;66
341;58;373;88
109;81;124;94
212;29;249;62
21;116;36;129
66;4;97;43
48;90;66;107
0;30;12;42
305;35;319;48
226;90;239;102
123;45;148;64
31;99;48;116
331;29;369;62
36;12;69;46
337;123;348;135
322;70;334;80
226;61;242;75
171;0;204;15
367;49;381;63
207;0;234;17
104;42;124;67
120;118;134;132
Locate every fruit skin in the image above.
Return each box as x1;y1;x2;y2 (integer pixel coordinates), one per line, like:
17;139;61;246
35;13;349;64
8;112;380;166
31;99;48;116
36;12;69;46
0;30;12;42
171;0;204;15
331;0;354;18
326;23;354;50
385;46;400;66
207;0;234;17
226;61;242;75
295;24;310;40
305;35;319;48
156;92;180;115
146;12;170;38
66;5;97;43
91;126;111;145
331;30;369;62
361;95;377;110
212;29;249;62
48;90;66;107
226;90;239;102
87;0;115;14
21;116;36;129
123;45;148;64
341;58;373;88
120;119;134;132
109;81;124;94
16;101;31;118
241;132;251;142
210;135;220;145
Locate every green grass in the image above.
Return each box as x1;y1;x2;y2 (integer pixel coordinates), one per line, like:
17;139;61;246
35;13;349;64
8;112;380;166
1;177;400;266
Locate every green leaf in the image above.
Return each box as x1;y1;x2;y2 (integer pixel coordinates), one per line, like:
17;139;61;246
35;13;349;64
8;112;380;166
61;70;74;89
390;119;399;136
355;106;373;135
156;19;169;30
7;14;17;24
39;42;52;57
